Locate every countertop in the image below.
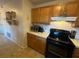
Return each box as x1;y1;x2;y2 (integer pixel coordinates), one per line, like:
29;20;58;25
28;31;79;48
70;39;79;48
28;31;49;39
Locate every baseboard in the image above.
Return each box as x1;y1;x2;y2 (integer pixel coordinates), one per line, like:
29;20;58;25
9;39;27;49
5;36;27;49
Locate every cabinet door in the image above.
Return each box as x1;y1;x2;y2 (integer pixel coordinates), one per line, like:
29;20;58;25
27;33;46;54
72;48;79;58
40;7;50;24
31;8;40;23
35;36;46;54
66;2;78;16
50;5;62;17
27;33;37;49
75;1;79;27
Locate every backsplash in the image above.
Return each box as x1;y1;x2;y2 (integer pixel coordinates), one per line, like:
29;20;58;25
33;21;79;39
75;28;79;39
32;24;50;32
34;21;75;32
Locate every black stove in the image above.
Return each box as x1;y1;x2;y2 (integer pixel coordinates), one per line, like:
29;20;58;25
45;29;75;58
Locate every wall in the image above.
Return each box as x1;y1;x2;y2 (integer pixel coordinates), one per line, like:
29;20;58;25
32;0;79;39
36;21;79;39
75;28;79;39
0;9;4;34
0;7;12;40
33;0;76;8
0;0;32;48
19;0;32;48
0;0;23;48
37;21;75;32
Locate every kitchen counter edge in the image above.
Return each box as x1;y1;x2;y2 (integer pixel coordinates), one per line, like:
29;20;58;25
27;31;79;48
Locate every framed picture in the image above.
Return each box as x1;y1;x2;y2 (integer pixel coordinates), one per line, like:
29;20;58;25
6;11;18;26
12;20;18;25
7;20;12;25
11;11;16;20
6;12;11;20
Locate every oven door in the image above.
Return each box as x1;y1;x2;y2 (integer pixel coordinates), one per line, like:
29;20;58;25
45;37;74;58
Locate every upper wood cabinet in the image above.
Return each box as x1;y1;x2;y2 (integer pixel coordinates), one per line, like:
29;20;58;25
31;8;40;23
50;5;63;17
40;7;50;24
66;2;78;16
31;1;78;24
50;2;78;17
32;7;50;24
75;1;79;27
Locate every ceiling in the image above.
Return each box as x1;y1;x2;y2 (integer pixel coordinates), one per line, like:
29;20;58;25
29;0;56;5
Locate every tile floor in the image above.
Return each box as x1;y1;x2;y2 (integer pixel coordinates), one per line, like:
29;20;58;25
0;34;44;58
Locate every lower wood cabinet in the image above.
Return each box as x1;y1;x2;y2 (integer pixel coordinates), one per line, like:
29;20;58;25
27;33;79;57
72;48;79;58
27;33;46;54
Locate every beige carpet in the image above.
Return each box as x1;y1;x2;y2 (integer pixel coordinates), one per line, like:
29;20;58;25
0;34;44;58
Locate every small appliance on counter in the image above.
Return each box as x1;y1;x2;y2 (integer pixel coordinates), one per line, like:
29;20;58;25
70;30;76;39
45;29;75;58
31;24;44;32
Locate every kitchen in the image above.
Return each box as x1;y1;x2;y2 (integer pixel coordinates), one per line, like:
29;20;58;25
0;0;79;58
27;0;79;58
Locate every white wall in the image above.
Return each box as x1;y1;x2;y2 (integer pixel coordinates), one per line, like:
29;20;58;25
0;0;23;48
75;28;79;39
0;0;32;48
33;0;76;8
18;0;32;48
0;9;4;34
37;21;79;39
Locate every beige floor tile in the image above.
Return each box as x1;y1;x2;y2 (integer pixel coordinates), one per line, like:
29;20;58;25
0;34;44;58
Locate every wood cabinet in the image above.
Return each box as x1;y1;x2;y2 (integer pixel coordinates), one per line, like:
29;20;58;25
31;1;78;24
32;7;50;24
27;33;36;49
31;8;40;23
50;2;78;17
50;5;63;17
40;7;50;24
27;33;46;54
66;2;78;17
75;1;79;27
72;48;79;58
